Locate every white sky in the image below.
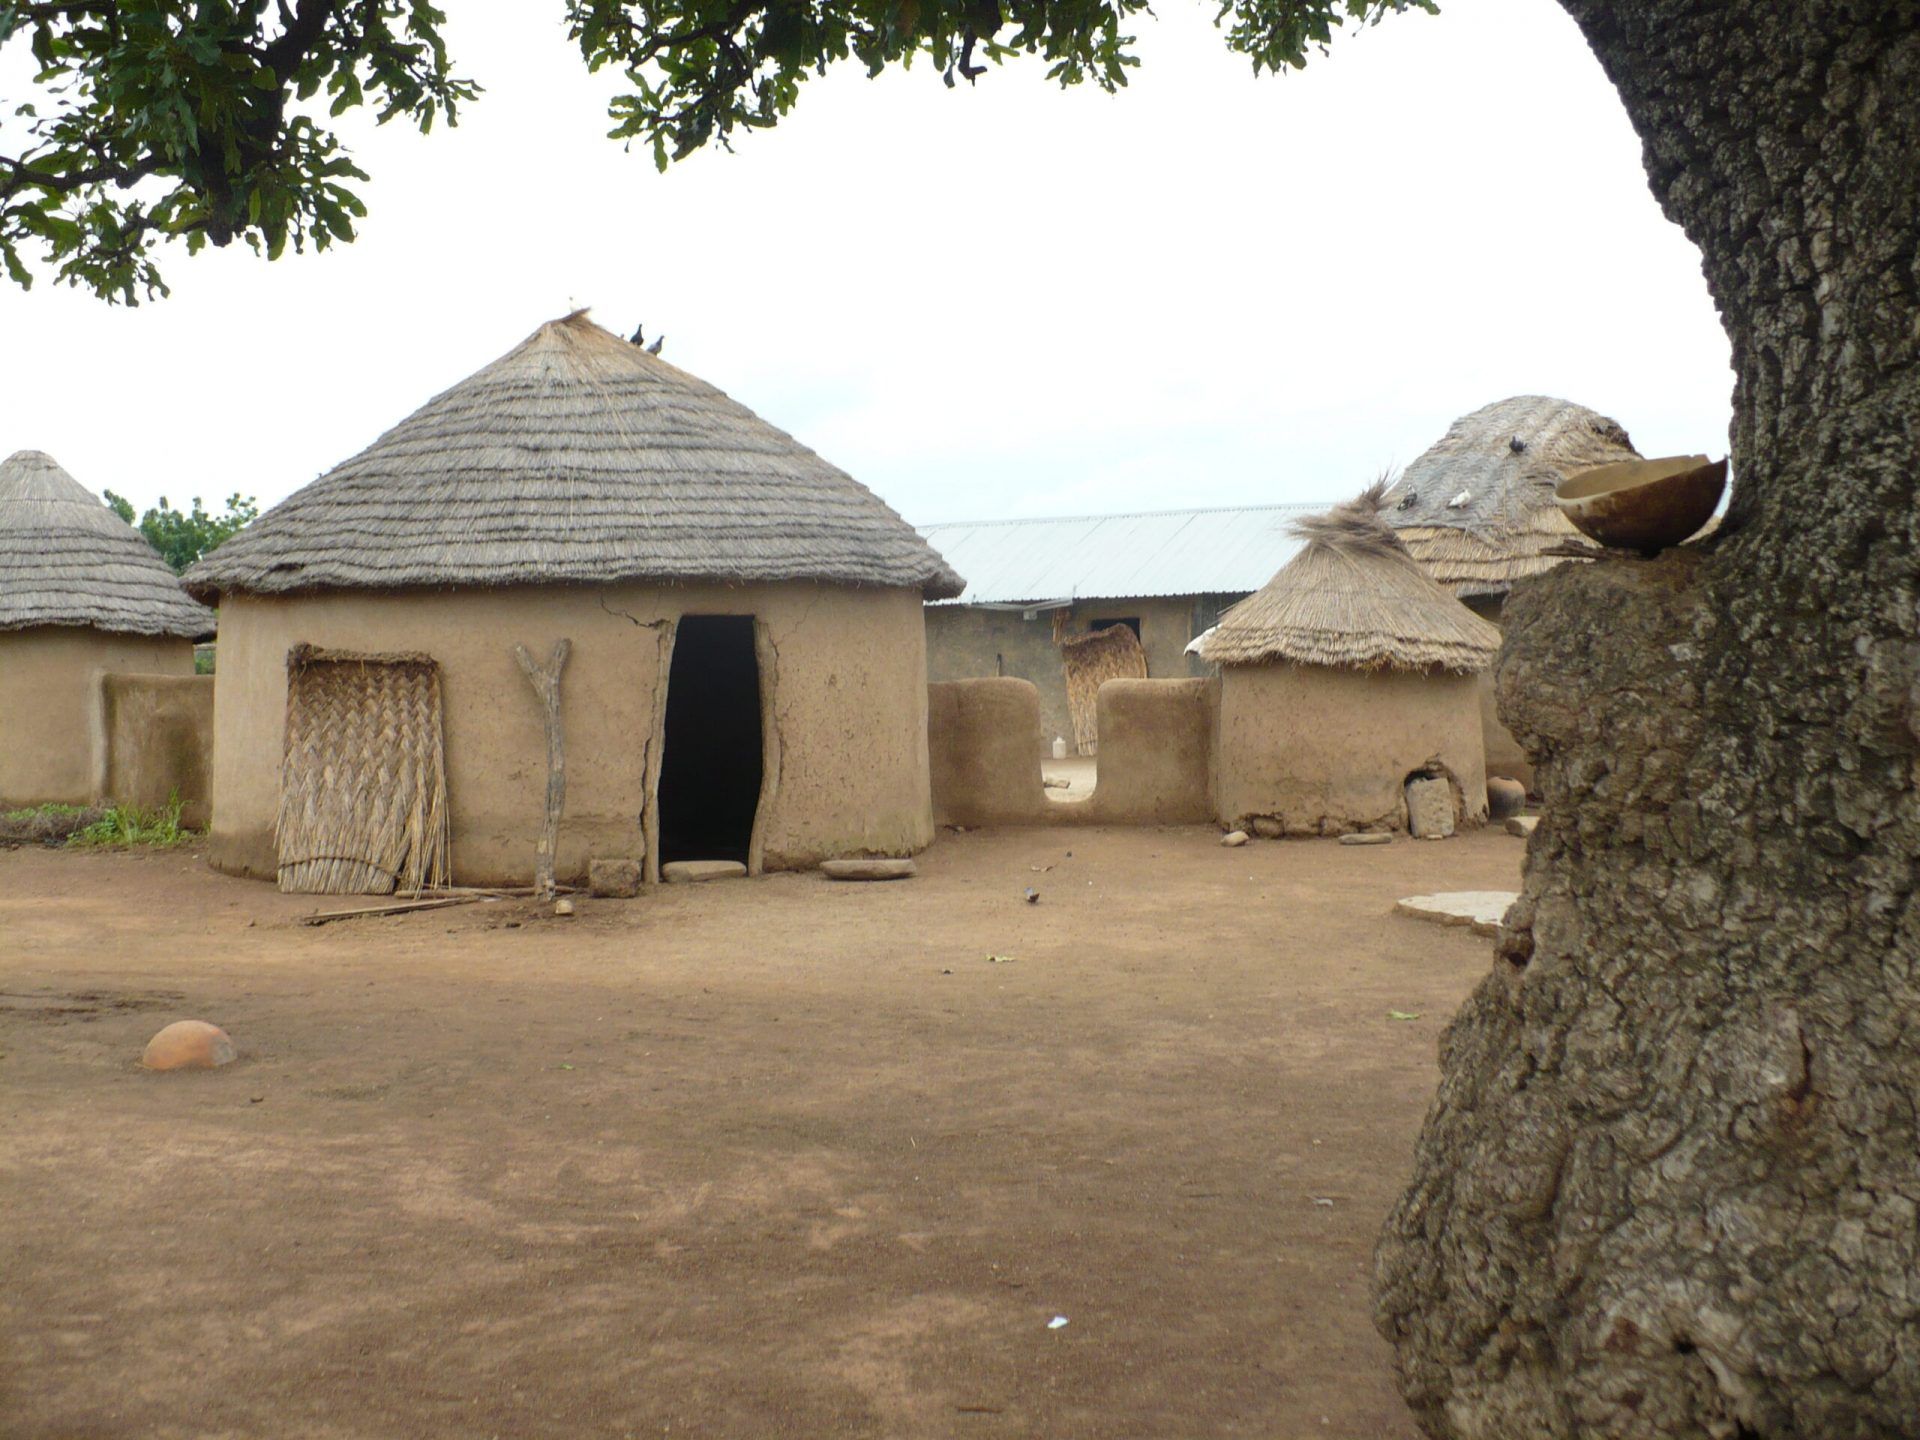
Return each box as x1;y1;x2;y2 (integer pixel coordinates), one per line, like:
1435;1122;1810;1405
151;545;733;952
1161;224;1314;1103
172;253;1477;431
0;0;1731;526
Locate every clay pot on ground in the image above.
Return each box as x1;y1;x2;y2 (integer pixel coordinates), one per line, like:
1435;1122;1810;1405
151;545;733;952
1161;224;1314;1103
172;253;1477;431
141;1020;235;1070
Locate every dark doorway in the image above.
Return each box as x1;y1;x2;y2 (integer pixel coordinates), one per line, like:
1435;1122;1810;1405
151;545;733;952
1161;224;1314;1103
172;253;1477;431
1088;616;1142;642
658;615;763;866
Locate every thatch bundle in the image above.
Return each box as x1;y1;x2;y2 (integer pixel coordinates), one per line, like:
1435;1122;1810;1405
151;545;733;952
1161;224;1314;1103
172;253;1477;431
0;450;213;637
1190;482;1500;673
1381;396;1641;598
275;648;450;895
185;310;963;601
1060;623;1148;754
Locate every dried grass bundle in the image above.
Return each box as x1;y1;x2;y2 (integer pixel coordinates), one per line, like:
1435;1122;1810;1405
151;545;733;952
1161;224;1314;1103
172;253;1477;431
1060;624;1148;754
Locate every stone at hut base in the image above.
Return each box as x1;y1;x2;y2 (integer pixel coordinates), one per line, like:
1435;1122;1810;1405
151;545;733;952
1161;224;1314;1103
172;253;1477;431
1486;776;1528;820
1405;777;1456;839
142;1020;236;1071
1340;832;1392;846
1249;817;1285;840
588;857;643;898
820;858;917;881
1221;830;1250;848
553;898;576;917
1506;815;1539;838
662;860;748;884
1393;891;1518;938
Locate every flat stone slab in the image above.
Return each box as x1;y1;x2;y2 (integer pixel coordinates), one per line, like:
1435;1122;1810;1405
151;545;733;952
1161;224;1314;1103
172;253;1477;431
1339;832;1392;846
1505;816;1539;838
1394;891;1519;938
820;858;917;881
662;861;748;884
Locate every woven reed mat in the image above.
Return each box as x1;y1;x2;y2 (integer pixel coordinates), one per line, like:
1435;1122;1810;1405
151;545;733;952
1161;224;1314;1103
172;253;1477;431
1059;624;1147;757
276;647;450;895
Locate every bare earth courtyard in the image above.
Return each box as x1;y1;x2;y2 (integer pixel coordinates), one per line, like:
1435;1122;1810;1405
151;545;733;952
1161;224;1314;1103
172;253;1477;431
2;826;1522;1439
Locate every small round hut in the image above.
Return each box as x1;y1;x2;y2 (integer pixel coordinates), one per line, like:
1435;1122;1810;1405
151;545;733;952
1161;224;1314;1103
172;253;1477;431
1382;395;1642;786
185;311;963;893
0;451;214;807
1191;484;1501;836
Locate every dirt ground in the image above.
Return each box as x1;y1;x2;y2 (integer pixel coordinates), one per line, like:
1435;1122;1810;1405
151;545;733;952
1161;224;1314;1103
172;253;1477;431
1;825;1522;1439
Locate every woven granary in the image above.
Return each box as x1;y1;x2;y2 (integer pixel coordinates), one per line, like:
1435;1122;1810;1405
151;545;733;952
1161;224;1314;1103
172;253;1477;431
1381;395;1641;600
0;451;212;808
187;312;962;892
1196;486;1497;836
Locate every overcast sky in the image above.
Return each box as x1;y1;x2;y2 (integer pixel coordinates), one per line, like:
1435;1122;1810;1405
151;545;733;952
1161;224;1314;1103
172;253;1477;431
0;0;1731;527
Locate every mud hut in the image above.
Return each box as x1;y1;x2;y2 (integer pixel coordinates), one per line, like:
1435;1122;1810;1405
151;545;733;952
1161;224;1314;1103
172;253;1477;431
0;451;214;807
1192;484;1500;835
185;312;963;893
1381;396;1641;784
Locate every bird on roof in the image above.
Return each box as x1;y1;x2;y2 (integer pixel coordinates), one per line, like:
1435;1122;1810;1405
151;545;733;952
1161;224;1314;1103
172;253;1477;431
647;335;664;355
629;322;645;346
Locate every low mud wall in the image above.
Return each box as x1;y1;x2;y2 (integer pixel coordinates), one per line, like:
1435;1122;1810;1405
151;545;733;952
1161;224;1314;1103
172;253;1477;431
928;679;1048;826
1074;679;1216;824
100;673;214;827
929;677;1216;829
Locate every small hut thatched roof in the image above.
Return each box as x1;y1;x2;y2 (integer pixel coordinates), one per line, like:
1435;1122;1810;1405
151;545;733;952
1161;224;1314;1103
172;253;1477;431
0;450;215;638
1381;395;1641;599
185;311;964;601
1190;483;1500;673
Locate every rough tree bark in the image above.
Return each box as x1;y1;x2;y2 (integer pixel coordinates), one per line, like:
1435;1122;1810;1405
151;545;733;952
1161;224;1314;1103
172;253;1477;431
1374;3;1920;1437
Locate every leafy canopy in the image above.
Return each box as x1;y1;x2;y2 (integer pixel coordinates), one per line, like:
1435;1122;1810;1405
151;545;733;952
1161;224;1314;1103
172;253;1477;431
105;488;258;571
2;0;1425;302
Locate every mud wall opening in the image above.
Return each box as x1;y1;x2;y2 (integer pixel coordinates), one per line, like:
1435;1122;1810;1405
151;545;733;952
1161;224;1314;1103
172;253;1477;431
659;615;763;865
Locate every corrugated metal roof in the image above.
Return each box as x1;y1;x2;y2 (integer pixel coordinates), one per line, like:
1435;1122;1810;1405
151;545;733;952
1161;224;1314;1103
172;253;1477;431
918;503;1329;605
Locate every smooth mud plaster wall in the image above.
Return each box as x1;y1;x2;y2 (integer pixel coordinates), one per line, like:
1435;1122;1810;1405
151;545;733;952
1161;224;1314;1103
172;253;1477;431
0;628;195;808
207;582;933;885
1072;678;1215;825
102;674;214;826
927;678;1047;827
1214;664;1489;834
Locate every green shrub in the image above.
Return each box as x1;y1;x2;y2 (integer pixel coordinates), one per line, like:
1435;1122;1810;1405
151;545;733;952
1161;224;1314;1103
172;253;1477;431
67;795;193;849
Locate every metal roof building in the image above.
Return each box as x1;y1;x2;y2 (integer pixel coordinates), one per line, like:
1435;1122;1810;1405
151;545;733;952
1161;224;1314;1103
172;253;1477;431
917;503;1327;607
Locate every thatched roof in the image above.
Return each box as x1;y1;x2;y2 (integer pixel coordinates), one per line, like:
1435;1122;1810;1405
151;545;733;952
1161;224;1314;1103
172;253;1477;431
1381;395;1641;599
185;312;964;601
1189;482;1500;673
0;451;215;638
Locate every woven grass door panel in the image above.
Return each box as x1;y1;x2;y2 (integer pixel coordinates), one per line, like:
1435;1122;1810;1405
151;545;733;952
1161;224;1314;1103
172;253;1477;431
276;647;450;895
1059;624;1148;757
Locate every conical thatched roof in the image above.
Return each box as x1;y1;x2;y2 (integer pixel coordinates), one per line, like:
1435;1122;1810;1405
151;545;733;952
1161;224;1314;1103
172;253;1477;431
0;451;215;638
1382;395;1641;599
185;312;964;601
1190;483;1500;673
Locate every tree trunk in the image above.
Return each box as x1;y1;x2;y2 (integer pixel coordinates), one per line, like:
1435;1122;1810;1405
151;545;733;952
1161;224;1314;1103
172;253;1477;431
1374;4;1920;1436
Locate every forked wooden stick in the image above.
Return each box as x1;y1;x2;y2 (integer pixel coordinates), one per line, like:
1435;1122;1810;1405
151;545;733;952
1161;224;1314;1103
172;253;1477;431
512;639;571;901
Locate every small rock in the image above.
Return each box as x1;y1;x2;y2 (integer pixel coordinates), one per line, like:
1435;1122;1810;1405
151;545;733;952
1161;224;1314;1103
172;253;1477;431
1250;816;1285;839
820;858;917;881
1506;815;1539;838
554;898;576;917
1339;832;1391;846
1405;776;1456;839
588;857;642;898
1487;776;1527;820
1221;830;1250;848
662;860;748;884
142;1020;236;1071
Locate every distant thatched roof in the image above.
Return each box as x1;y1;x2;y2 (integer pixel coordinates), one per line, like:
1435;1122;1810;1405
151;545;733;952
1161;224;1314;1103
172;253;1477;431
0;451;214;638
1381;395;1641;599
186;311;964;601
1189;482;1500;673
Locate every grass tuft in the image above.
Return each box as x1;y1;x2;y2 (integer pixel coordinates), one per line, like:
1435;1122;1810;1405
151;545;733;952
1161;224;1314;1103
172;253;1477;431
67;794;194;849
